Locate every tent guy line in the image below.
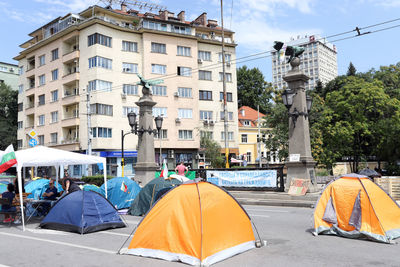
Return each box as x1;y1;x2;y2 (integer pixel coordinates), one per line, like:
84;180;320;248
0;231;116;255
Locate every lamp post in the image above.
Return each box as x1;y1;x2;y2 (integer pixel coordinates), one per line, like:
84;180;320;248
281;57;317;192
121;112;138;177
154;115;163;167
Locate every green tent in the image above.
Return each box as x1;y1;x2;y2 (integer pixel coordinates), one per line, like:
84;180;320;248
155;170;196;180
128;177;182;216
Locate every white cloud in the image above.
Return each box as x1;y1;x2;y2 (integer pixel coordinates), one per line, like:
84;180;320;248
373;0;400;7
33;0;99;12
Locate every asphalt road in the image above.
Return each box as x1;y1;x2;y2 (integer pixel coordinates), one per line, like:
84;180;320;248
0;205;399;267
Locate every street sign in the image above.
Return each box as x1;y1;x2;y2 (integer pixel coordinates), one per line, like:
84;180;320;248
28;129;37;138
29;138;37;147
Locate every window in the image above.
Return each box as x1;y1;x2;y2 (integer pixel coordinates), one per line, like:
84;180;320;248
200;131;213;139
177;46;191;56
220;92;233;102
123;84;138;95
88;80;112;92
243;120;251;126
179;130;193;140
177;66;191;77
88;56;112;69
198;50;211;61
90;103;113;116
218;53;231;62
178;87;192;98
17;121;23;129
172;25;191;34
51;49;59;61
199;70;212;80
17;140;23;149
51;111;58;123
19;66;24;75
220;111;233;121
122;41;137;52
18;84;23;94
151;85;167;96
51;90;58;102
122;106;138;117
88;33;112;47
199;90;212;100
152;107;167;117
51;69;58;80
247;152;252;163
38;115;45;126
38;94;45;106
221;131;234;141
178;108;193;119
200;111;213;120
155;129;168;139
219;72;232;82
143;20;167;31
39;55;45;66
151;42;166;53
38;135;44;145
39;74;45;86
122;63;138;73
18;103;23;112
241;134;248;143
152;64;166;74
92;127;112;138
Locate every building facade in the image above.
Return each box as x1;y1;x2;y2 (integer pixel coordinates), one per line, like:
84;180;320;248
271;35;338;91
15;4;239;177
0;61;19;90
237;106;280;166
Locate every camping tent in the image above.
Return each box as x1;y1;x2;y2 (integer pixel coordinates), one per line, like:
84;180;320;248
40;190;126;234
24;178;63;199
14;146;107;231
122;181;257;265
313;173;400;243
83;184;102;194
127;177;182;216
100;177;141;209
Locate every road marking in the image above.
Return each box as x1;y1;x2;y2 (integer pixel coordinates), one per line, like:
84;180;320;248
249;214;270;218
245;208;290;213
0;264;10;267
100;231;131;237
26;228;71;235
0;231;115;254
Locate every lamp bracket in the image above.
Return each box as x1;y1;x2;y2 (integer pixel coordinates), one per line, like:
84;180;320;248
288;107;309;127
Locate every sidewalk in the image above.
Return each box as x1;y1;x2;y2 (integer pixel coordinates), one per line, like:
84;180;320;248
229;189;322;208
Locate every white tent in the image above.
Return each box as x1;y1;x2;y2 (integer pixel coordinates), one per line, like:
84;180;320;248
14;146;107;231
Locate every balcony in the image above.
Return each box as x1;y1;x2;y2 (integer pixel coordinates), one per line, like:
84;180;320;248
63;50;80;63
61;116;79;128
62;71;79;85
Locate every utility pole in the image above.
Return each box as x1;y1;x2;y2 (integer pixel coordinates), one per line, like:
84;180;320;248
257;105;262;168
221;0;229;168
86;88;92;176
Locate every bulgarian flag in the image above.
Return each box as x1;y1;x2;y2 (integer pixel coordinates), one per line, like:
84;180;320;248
120;181;128;193
0;145;17;174
160;159;168;179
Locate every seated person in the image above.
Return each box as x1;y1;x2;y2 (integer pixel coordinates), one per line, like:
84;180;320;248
1;184;16;223
62;178;81;195
39;179;58;215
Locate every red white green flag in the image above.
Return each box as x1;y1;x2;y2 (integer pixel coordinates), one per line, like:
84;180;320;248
160;159;168;179
120;181;128;193
0;145;17;174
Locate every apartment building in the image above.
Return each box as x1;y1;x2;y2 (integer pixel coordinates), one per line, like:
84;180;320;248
237;106;280;165
14;4;239;177
271;35;338;90
0;61;19;90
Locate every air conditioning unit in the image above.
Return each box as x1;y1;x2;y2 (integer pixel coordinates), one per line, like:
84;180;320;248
121;93;126;99
167;149;175;158
209;120;215;126
226;62;231;67
175;118;181;123
173;92;179;97
197;59;203;64
203;120;208;125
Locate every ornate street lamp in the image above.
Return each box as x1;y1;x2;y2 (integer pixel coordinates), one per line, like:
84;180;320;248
281;89;313;127
154;115;163;167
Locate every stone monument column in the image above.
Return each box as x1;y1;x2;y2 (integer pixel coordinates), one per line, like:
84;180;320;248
283;58;316;192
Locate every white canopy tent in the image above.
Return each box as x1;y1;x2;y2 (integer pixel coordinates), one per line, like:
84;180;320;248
14;146;107;231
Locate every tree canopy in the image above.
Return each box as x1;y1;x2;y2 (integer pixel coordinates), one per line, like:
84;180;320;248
0;83;18;150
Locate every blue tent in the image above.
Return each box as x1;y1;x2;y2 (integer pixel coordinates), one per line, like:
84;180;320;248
24;179;63;199
0;183;7;194
83;184;103;194
39;190;126;234
100;177;141;210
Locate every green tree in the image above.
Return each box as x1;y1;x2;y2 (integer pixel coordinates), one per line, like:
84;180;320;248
200;137;225;168
347;62;357;76
237;66;274;114
0;83;18;150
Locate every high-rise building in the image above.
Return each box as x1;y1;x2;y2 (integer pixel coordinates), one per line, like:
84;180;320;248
271;35;338;91
0;61;19;91
14;4;239;177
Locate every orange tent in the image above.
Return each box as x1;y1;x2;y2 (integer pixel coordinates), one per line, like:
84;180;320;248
122;181;257;265
313;173;400;243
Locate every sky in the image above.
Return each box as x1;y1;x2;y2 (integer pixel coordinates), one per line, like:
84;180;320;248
1;0;400;81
